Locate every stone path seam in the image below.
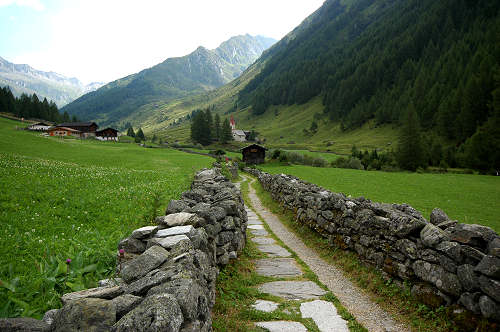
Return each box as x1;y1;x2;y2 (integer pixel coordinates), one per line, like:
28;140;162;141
243;175;411;332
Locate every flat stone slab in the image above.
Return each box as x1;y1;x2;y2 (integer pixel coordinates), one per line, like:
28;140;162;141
258;244;291;257
251;237;276;245
248;224;265;230
155;225;194;238
148;234;190;249
255;321;307;332
61;286;123;304
131;226;158;239
300;300;349;332
252;300;279;313
259;281;327;300
255;258;302;277
248;218;262;225
250;229;269;236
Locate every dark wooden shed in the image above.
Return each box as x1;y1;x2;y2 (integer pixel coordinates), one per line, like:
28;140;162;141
241;144;268;164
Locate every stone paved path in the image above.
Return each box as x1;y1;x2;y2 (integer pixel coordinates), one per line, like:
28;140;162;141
244;204;348;331
242;175;411;332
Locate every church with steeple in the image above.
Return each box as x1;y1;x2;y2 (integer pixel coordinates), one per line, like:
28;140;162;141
230;115;247;142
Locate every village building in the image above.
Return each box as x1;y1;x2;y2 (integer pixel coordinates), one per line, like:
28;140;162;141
230;115;247;142
47;126;82;137
96;128;119;141
58;122;98;138
241;144;267;164
27;122;51;131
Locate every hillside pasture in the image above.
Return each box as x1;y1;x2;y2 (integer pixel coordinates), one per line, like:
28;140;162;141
0;117;212;318
259;164;500;233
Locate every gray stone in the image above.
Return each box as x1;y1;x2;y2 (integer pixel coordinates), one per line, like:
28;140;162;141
216;200;238;215
130;226;158;239
250;228;269;236
98;278;124;288
221;216;236;230
248;224;264;230
255;321;307;332
229;251;237;259
488;237;500;257
458;292;481;314
156;212;201;228
430;208;450;225
396;239;418;259
257;244;291;257
479;295;500;321
195;169;217;181
457;264;479;292
148;278;207;321
118;237;146;254
420;223;449;248
435;241;462;262
148;235;190;250
124;267;177;295
121;245;169;283
52;298;115;332
216;231;234;246
252;300;279;313
474;255;500;278
392;215;427;238
255;258;302;277
300;300;349;332
478;275;500;302
258;281;327;300
155;225;195;238
208;206;227;221
112;294;183;332
437;220;458;229
410;283;448;309
112;294;142;319
0;318;49;332
251;237;276;245
248;217;262;225
42;309;58;327
190;228;209;252
450;224;496;246
461;245;485;264
412;260;462;296
61;286;123;304
166;199;189;214
321;210;334;221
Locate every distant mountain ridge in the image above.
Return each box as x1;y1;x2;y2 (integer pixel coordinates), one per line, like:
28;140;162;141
62;34;276;127
0;56;104;107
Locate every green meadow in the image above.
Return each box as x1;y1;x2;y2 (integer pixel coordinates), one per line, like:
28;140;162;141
259;164;500;233
0;117;212;318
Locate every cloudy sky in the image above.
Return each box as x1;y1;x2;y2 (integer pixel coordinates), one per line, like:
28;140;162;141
0;0;324;84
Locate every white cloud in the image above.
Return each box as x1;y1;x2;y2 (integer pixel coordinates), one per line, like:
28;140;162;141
10;0;324;83
0;0;44;11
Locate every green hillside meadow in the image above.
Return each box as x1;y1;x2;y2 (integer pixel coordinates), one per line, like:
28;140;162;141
0;117;212;318
259;164;500;233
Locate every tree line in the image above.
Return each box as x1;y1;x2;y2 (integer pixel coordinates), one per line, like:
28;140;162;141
0;86;78;123
239;0;500;172
190;107;233;145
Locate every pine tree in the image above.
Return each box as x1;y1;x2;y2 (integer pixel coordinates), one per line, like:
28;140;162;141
397;104;425;171
127;127;135;137
221;118;233;144
204;108;213;142
136;128;145;141
214;114;221;142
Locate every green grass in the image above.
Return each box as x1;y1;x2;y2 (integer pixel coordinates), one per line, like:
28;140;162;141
282;149;342;162
248;174;497;332
0;117;212;318
258;164;500;233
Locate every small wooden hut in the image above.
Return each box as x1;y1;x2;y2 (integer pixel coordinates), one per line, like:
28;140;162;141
241;144;267;164
96;128;118;141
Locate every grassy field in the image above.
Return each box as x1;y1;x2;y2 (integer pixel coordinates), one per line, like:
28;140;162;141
259;164;500;233
282;149;342;162
0;117;212;318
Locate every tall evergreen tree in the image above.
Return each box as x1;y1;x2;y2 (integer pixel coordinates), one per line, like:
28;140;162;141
127;127;136;137
204;108;213;142
214;113;221;142
221;118;233;144
136;128;145;141
397;104;425;171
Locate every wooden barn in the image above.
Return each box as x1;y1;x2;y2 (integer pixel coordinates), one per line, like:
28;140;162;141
47;126;81;137
57;122;98;137
96;128;118;141
241;144;267;164
27;122;51;131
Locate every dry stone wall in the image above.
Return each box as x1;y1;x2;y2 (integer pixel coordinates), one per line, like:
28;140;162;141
1;167;247;332
246;168;500;322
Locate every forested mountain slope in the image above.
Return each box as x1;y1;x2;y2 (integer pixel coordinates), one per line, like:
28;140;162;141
62;35;275;127
239;0;499;148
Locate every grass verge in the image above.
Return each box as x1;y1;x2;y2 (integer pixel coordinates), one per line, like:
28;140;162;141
246;173;497;332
